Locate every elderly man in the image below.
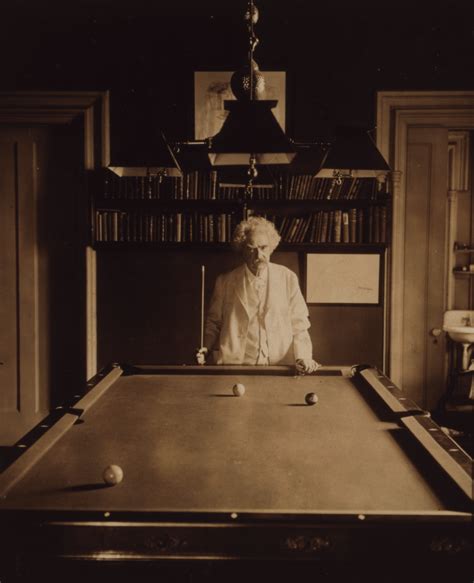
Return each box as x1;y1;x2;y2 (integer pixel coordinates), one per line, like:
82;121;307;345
197;216;320;374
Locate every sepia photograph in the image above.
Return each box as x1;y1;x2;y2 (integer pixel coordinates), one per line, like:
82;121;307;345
0;0;473;581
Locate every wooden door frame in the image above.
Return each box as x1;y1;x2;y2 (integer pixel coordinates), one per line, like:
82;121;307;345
376;91;474;385
0;91;109;389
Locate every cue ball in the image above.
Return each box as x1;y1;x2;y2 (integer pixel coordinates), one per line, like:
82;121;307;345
233;383;246;397
103;464;124;486
305;392;318;406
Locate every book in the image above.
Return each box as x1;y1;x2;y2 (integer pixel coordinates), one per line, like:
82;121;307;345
320;212;329;243
288;217;300;242
357;209;364;243
342;211;350;243
380;206;387;243
333;210;342;243
349;209;357;243
298;215;312;243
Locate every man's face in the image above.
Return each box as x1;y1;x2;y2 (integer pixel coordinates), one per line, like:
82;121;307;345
242;229;272;274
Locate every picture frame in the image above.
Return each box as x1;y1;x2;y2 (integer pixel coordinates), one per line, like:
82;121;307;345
305;252;382;305
194;71;286;140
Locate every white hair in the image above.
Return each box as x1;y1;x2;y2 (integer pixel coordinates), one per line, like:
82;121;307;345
232;216;281;253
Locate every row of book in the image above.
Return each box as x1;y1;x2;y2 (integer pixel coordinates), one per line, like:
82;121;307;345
94;207;388;244
279;175;382;200
95;211;238;243
258;207;388;244
101;171;387;202
103;174;186;200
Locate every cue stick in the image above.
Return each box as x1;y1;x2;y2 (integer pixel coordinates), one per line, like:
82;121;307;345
200;265;205;349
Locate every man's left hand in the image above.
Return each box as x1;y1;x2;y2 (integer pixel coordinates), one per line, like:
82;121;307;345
296;359;321;375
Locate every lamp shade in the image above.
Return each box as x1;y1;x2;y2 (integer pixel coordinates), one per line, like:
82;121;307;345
287;142;330;175
108;131;182;177
208;100;296;166
173;141;212;172
322;127;390;175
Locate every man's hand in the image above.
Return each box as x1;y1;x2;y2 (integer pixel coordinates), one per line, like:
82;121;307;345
296;359;321;375
196;347;208;365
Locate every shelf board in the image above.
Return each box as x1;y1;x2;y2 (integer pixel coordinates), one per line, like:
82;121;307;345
93;197;390;211
92;241;388;252
94;198;240;209
454;243;474;253
453;269;474;276
244;198;390;210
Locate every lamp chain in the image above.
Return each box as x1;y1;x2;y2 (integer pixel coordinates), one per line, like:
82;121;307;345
245;154;258;198
245;0;259;195
246;0;259;100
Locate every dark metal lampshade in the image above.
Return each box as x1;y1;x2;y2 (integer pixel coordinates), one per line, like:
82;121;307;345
287;142;331;175
208;100;296;166
108;131;182;177
173;141;212;172
322;127;390;174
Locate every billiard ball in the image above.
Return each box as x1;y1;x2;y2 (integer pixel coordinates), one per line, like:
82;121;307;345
305;392;318;406
103;464;124;486
233;383;246;397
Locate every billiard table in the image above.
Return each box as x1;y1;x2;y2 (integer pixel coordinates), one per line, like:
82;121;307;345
0;364;472;582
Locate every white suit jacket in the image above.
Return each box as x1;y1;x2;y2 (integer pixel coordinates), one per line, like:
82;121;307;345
204;263;313;365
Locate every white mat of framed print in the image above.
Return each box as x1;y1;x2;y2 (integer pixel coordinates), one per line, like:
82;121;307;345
194;71;286;139
306;253;381;305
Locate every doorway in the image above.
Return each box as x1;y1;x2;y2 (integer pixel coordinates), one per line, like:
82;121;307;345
376;91;474;411
0;92;108;444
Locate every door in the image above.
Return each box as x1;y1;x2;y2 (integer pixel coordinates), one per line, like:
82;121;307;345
376;91;474;411
401;127;449;410
0;124;86;444
1;128;46;442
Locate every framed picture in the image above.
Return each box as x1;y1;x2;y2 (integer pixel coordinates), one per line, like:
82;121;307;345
305;252;382;305
194;71;286;140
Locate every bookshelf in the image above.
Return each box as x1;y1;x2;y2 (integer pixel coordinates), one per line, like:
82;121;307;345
453;242;474;276
90;169;391;248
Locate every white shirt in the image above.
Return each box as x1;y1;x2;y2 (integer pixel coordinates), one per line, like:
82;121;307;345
243;265;269;365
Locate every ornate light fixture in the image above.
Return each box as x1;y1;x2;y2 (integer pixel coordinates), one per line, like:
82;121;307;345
114;2;390;186
206;1;296;194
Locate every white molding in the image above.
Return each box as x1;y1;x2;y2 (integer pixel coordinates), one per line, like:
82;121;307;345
446;131;470;309
376;92;474;384
86;246;97;379
446;190;458;310
376;92;474;160
448;131;470;192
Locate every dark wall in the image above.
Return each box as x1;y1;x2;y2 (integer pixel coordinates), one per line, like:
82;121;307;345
97;250;383;369
2;0;474;140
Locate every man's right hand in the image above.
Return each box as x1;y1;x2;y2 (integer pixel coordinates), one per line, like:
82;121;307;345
196;347;208;365
296;358;321;375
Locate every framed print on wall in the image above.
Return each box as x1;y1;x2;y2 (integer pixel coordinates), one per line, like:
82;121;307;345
194;71;286;140
306;253;382;305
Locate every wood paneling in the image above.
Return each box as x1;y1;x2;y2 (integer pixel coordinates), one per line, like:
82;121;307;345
0;129;43;441
0;138;19;412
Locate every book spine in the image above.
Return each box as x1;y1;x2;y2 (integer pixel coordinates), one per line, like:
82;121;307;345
349;208;357;243
342;211;350;243
333;210;342;243
320;212;329;243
